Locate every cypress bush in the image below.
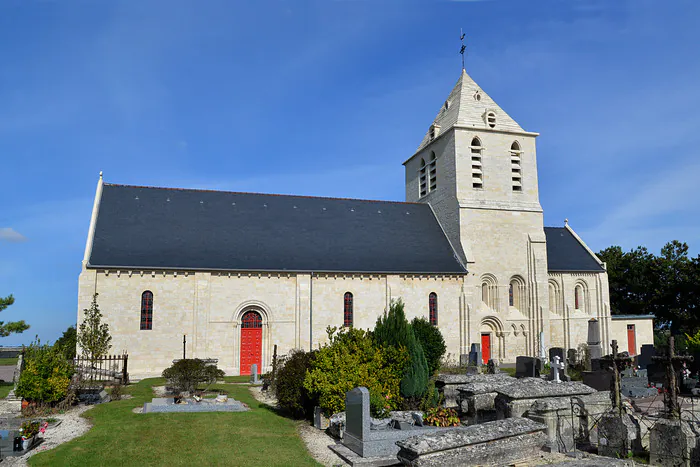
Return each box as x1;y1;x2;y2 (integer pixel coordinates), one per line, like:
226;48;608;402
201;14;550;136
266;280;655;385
275;349;317;419
374;299;429;398
411;317;447;376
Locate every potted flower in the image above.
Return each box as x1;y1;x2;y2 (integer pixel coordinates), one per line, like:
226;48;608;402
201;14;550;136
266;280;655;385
19;420;43;450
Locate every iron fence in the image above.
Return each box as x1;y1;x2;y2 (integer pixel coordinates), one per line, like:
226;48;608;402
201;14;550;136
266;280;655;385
73;354;129;384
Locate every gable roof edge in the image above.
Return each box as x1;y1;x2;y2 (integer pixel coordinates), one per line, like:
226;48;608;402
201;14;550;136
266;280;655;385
426;202;468;271
564;223;605;270
83;172;104;268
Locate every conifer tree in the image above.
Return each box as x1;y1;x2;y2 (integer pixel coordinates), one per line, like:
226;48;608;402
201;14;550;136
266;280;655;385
0;294;30;337
78;293;112;363
374;299;428;398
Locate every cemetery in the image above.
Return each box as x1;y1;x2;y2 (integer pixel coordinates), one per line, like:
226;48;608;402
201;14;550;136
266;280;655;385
2;294;699;466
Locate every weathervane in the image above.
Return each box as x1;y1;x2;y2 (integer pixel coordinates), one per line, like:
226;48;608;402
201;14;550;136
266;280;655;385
460;29;467;70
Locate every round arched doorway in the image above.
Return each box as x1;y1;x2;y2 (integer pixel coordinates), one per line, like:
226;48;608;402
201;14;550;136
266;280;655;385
240;310;263;376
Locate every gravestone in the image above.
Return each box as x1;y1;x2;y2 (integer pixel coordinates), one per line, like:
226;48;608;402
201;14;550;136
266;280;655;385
598;411;642;459
468;343;482;368
515;356;541;378
582;370;614;392
314;406;330;430
587;319;603;361
339;387;451;460
567;348;578;368
549;347;565;364
638;344;655;370
486;359;499;374
250;364;259;384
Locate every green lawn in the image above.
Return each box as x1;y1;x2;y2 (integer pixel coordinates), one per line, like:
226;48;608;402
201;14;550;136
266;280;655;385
29;379;320;467
0;382;13;399
0;357;18;366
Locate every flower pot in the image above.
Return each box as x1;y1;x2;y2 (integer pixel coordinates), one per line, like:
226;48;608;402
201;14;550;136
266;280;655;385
21;436;36;451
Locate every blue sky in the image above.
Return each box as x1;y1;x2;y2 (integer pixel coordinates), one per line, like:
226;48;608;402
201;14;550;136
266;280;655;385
2;0;699;345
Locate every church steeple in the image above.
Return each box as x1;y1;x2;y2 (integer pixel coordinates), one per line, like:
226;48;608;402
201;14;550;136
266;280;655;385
415;69;525;153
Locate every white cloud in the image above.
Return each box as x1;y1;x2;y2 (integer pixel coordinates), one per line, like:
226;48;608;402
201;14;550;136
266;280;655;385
0;228;27;243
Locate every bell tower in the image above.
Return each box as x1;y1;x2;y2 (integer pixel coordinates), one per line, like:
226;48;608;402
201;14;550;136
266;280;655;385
403;66;550;357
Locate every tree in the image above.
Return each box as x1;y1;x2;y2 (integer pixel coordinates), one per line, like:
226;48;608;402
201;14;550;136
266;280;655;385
0;294;30;337
374;299;429;398
77;293;112;362
599;240;700;336
55;325;77;359
411;317;446;376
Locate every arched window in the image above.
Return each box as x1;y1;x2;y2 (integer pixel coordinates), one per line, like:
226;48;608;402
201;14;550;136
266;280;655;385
481;275;498;310
140;291;153;330
509;283;514;307
429;152;437;192
344;292;354;328
510;142;522;192
575;285;582;310
549;281;561;314
429;293;438;326
242;310;263;328
419;158;427;197
509;277;525;310
471;137;483;189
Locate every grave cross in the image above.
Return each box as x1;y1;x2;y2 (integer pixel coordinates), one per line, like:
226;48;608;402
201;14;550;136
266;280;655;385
601;340;632;415
651;336;694;419
551;356;565;383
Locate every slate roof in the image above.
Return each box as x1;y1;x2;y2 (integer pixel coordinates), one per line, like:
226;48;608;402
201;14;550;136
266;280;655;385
544;227;605;272
88;184;467;274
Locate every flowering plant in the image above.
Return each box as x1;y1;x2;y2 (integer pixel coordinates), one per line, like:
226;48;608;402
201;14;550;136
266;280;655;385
20;421;41;439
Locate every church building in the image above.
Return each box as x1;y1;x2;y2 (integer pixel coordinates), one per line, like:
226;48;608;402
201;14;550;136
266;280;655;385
77;67;653;378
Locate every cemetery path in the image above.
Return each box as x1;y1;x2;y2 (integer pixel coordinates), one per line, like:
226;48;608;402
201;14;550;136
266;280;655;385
0;365;15;382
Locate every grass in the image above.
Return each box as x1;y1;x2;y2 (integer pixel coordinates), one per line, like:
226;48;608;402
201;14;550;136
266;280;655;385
0;382;14;399
0;357;18;366
29;378;320;467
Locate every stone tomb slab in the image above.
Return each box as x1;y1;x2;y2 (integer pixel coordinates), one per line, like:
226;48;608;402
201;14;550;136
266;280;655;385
438;373;513;411
495;379;595;419
143;397;249;413
454;373;516;423
396;418;547;467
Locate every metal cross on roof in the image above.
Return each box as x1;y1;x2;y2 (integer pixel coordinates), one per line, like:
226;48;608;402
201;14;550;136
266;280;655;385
460;29;467;70
651;336;694;419
601;339;632;415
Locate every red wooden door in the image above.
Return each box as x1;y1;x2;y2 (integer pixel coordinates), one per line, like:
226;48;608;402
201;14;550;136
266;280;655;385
481;333;491;364
627;324;636;355
240;311;262;376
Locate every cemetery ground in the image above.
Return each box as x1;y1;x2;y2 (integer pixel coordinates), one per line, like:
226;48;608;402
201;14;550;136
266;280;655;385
26;378;321;467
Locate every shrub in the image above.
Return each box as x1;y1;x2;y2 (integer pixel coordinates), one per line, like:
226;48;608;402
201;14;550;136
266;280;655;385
304;326;407;416
275;349;317;419
374;299;429;398
161;359;224;395
419;378;442;412
424;407;460;427
55;325;77;359
16;340;74;403
411;317;447;376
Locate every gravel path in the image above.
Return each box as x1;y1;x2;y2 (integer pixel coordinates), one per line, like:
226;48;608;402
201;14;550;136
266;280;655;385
248;386;345;467
1;405;94;466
